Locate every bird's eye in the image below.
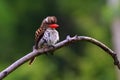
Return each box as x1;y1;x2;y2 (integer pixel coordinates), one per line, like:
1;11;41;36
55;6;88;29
44;16;57;24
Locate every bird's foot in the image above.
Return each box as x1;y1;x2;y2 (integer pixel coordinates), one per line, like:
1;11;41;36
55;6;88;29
49;45;55;48
44;45;55;55
45;51;54;55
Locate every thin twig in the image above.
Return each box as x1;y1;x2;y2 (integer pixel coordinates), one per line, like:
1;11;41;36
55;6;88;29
0;35;119;80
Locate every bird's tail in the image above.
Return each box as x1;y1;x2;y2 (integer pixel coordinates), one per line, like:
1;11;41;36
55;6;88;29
29;57;35;65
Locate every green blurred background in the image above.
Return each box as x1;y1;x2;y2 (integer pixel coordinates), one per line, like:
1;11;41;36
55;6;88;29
0;0;118;80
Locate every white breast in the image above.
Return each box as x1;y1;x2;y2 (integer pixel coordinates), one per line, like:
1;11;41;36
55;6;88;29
43;28;59;46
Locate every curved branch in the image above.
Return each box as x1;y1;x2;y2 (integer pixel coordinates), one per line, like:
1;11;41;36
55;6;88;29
0;35;120;79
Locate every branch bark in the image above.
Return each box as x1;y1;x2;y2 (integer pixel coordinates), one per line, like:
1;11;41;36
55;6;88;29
0;35;119;79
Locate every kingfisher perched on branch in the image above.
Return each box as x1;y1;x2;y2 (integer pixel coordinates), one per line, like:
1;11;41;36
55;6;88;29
29;16;59;65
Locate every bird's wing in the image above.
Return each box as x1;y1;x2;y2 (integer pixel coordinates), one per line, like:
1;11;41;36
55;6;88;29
29;27;46;65
35;27;46;49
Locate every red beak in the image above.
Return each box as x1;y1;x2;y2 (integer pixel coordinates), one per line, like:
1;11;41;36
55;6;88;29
49;24;59;28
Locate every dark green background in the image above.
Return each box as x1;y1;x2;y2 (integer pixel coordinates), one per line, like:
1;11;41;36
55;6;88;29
0;0;117;80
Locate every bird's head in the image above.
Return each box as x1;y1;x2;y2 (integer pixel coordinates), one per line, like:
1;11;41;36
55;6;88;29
43;16;59;29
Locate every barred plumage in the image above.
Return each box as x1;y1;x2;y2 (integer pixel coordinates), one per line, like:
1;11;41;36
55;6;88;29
29;16;59;65
34;16;58;49
35;27;46;49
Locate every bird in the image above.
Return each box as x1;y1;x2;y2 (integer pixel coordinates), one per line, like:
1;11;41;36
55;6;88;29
29;16;59;65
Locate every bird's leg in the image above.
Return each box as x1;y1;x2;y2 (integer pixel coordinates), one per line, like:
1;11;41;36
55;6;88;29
41;44;51;55
47;45;56;55
49;45;55;48
42;44;55;55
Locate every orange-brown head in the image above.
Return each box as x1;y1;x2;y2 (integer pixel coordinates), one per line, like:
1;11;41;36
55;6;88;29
43;16;59;29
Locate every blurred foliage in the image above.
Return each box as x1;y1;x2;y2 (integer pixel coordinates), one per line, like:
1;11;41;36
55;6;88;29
0;0;118;80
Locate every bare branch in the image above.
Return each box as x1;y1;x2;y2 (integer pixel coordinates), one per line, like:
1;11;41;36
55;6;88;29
0;35;120;79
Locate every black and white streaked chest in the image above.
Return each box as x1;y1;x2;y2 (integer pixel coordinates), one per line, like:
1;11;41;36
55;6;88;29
43;28;59;45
